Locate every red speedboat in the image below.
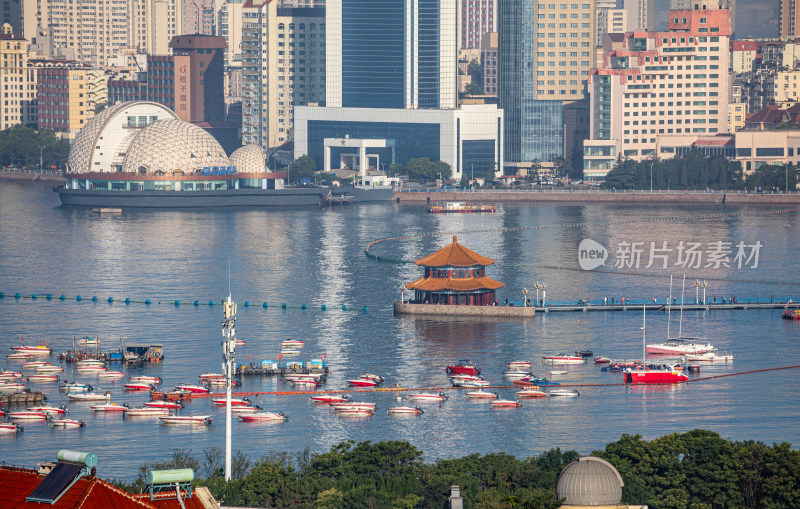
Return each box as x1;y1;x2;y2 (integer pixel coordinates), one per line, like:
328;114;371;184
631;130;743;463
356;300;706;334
211;397;250;406
346;378;379;387
445;361;481;376
123;382;153;391
144;400;184;410
542;354;585;364
594;356;611;364
490;399;522;408
51;419;85;428
238;412;286;422
28;405;67;415
388;406;423;415
309;394;349;404
8;410;49;420
129;376;162;384
27;374;60;383
516;388;547;398
175;384;209;394
0;370;23;380
0;422;23;433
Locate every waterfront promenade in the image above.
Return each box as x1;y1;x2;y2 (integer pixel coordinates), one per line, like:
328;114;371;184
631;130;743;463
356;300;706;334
529;297;794;313
395;188;800;204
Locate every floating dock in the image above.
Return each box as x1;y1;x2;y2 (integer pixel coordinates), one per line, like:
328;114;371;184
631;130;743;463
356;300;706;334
534;302;794;313
236;366;329;377
0;391;46;405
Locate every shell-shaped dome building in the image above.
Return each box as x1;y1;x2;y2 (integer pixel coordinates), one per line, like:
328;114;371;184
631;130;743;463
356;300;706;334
229;144;267;173
556;456;625;508
122;119;230;174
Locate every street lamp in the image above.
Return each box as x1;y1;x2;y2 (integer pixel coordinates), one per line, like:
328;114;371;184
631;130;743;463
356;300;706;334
541;283;547;307
400;285;405;304
650;162;653;192
522;288;528;307
534;281;541;306
694;279;700;304
701;280;708;305
39;144;47;171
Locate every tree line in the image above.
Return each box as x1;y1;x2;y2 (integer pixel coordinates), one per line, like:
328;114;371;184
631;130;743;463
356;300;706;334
110;430;800;508
0;125;71;170
601;152;799;191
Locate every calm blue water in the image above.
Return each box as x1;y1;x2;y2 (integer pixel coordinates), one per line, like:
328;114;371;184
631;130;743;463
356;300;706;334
1;181;799;480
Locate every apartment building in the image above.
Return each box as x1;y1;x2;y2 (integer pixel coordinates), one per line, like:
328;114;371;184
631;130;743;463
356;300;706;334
583;6;732;180
780;0;800;39
460;0;496;50
481;32;498;96
0;23;32;129
35;61;107;134
730;40;756;73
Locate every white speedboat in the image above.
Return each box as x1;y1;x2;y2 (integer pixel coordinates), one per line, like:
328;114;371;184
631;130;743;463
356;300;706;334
27;374;60;383
144;400;184;410
231;405;260;414
60;382;93;392
0;370;23;380
309;394;349;404
97;370;125;379
516;388;547;398
123;382;153;391
281;339;305;348
336;408;374;417
490;399;522;408
90;402;127;412
199;373;225;381
542;354;585;364
51;419;85;428
159;415;212;425
28;405;67;415
211;397;250;406
684;351;733;362
124;406;170;417
388;406;423;415
330;402;376;411
76;336;100;346
75;359;106;367
67;392;110;402
407;392;447;402
175;384;209;394
11;343;52;355
34;365;63;373
129;375;162;384
8;410;49;420
502;370;532;379
76;366;107;374
7;353;35;360
0;382;26;393
507;361;533;371
465;391;498;399
22;361;50;369
0;422;23;433
548;388;580;397
238;412;286;422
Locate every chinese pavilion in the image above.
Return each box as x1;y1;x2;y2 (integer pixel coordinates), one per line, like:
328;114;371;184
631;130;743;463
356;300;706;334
405;236;504;306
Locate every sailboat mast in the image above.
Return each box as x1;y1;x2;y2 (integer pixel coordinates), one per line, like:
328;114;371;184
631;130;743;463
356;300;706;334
679;274;686;338
667;275;673;339
642;304;646;364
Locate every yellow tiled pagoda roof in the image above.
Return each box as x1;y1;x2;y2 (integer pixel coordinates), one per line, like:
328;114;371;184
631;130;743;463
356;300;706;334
414;236;496;267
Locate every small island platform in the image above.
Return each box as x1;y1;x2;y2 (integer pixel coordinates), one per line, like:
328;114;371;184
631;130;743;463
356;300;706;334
394;301;535;319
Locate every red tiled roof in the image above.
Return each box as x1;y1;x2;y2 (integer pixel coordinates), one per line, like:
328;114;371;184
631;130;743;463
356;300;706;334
0;466;209;509
405;275;505;292
414;236;495;267
731;40;757;52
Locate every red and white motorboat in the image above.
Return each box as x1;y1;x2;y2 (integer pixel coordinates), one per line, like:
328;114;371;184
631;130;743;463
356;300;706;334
281;339;305;348
0;382;27;393
645;338;714;355
124;406;170;417
35;365;64;373
289;379;321;388
231;405;260;414
594;356;611;364
346;377;380;387
144;400;184;410
76;366;107;374
28;405;67;415
624;366;688;384
90;402;127;412
407;393;447;402
445;361;481;376
309;394;349;404
123;382;153;391
542;354;585;364
76;359;105;367
516;388;547;398
388;406;423;415
330;402;376;411
175;384;209;394
502;370;532;380
7;353;36;360
22;361;50;369
211;397;250;406
235;339;246;346
490;399;522;408
51;419;85;428
0;370;23;380
97;370;125;379
337;408;374;417
0;422;23;433
507;361;533;371
199;373;225;381
129;375;162;384
450;377;490;388
8;410;49;420
67;392;110;402
11;343;52;355
27;374;60;383
208;378;239;388
238;412;286;422
159;415;212;425
465;390;498;399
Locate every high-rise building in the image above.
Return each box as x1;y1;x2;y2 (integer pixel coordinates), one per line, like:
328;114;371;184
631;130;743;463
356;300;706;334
481;32;498;96
0;23;32;129
294;0;503;180
35;62;107;134
184;0;215;35
500;0;596;163
623;0;653;32
672;0;735;34
583;5;732;180
781;0;800;39
0;0;22;36
460;0;496;50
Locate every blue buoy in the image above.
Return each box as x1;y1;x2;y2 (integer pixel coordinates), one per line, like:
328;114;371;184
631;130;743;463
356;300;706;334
60;295;66;300
244;301;249;307
209;300;214;306
125;297;130;304
76;295;81;301
281;303;287;309
321;304;326;311
263;302;268;308
301;304;307;310
145;299;151;305
174;300;180;306
91;296;98;302
46;294;52;300
108;297;113;303
15;292;21;299
194;300;199;306
342;304;348;311
362;306;368;312
31;294;37;299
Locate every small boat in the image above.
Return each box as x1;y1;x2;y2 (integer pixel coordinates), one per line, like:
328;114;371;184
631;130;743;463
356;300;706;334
451;378;490;388
76;365;107;373
594;356;611;364
0;382;26;393
208;378;240;388
507;361;533;371
289;379;321;388
211;397;250;406
235;339;247;346
11;343;52;355
502;370;532;379
548;388;580;397
280;348;302;355
575;349;593;357
346;375;383;387
67;392;111;402
465;390;498;399
550;370;568;376
123;382;153;391
445;361;481;376
22;361;50;369
0;422;23;433
0;370;23;380
407;392;447;402
283;373;322;381
28;405;67;415
683;351;734;362
330;402;376;411
309;394;350;404
59;382;93;392
388;406;423;415
76;359;106;367
51;419;85;428
515;376;558;386
542;354;585;364
159;415;213;425
199;372;225;381
174;384;209;394
490;399;522;408
645;338;714;355
7;353;36;360
129;375;162;384
231;405;261;414
76;336;100;346
238;412;286;422
124;406;170;417
97;370;125;379
90;402;127;412
783;304;800;320
516;388;547;398
281;339;305;348
8;410;49;420
27;374;60;383
34;365;63;373
144;400;184;410
336;408;374;417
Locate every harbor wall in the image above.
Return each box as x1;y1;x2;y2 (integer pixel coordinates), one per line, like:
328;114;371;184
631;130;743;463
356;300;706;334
394;190;800;204
0;171;64;183
394;301;535;319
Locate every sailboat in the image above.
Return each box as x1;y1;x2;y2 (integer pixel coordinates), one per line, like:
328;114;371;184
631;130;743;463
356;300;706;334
646;275;714;355
625;305;689;384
